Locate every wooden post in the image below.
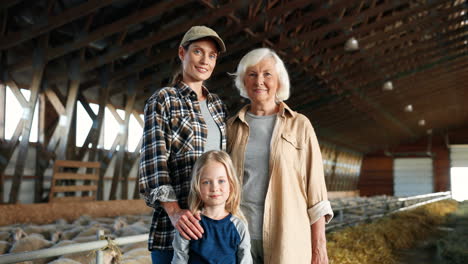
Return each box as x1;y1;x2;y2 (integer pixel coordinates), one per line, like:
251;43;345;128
133;112;143;199
110;79;135;200
35;92;47;202
56;59;80;160
78;69;108;199
9;47;45;203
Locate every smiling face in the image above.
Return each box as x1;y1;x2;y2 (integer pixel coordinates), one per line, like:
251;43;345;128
244;57;280;107
199;161;231;209
179;38;218;86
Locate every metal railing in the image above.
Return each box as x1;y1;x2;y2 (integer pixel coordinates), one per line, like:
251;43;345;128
327;191;452;231
0;233;147;264
0;192;452;263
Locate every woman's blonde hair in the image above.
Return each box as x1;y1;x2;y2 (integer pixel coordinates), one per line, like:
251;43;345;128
188;150;245;221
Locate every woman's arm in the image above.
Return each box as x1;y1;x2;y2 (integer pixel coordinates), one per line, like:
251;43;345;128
311;216;328;264
139;93;203;239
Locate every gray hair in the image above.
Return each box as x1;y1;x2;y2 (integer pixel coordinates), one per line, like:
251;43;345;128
233;48;290;101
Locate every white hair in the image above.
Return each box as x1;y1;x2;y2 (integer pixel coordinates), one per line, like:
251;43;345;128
233;48;290;101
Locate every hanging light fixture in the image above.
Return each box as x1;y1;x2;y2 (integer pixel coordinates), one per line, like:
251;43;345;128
344;37;359;51
426;129;433;135
418;119;426;126
404;104;413;112
382;81;394;91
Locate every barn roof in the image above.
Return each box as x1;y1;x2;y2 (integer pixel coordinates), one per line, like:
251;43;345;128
1;0;467;153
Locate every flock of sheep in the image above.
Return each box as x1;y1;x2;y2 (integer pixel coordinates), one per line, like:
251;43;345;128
0;214;153;264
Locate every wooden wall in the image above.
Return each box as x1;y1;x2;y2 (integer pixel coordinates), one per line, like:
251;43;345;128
358;134;452;196
358;156;393;196
320;142;363;192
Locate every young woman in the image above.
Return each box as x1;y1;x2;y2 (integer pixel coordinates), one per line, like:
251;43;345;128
139;26;228;264
172;150;252;264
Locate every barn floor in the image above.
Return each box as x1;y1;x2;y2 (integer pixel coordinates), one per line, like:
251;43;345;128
397;201;468;264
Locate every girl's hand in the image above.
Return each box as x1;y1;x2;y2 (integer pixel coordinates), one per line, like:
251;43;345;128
169;208;204;240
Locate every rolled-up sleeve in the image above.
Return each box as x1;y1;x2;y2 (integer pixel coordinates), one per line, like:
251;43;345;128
139;94;176;208
305;123;334;224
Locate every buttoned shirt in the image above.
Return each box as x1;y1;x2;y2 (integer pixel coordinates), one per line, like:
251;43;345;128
139;82;227;250
227;102;333;263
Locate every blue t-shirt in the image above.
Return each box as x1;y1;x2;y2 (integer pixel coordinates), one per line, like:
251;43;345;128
172;214;252;264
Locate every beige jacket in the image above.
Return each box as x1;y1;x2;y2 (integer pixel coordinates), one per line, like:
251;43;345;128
227;102;333;264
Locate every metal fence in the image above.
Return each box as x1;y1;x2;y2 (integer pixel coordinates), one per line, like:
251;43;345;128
0;233;147;264
0;191;452;263
327;191;452;231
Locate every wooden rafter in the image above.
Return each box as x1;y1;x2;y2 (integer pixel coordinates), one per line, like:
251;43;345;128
9;0;189;73
0;0;119;50
9;45;46;203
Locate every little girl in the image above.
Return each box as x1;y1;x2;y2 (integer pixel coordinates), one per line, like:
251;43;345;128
172;150;252;264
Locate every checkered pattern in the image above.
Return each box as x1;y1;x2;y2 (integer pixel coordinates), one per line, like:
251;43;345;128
139;81;227;250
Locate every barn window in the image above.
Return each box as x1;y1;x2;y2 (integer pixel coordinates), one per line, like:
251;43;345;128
4;86;38;143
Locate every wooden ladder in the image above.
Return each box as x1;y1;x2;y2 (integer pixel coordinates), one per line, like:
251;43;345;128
49;160;101;202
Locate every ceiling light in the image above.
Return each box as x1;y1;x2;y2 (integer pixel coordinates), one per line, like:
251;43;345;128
344;37;359;51
418;119;426;126
404;104;413;112
382;81;394;91
426;129;432;135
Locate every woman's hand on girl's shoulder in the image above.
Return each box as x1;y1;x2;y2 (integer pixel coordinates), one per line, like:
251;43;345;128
169;209;204;240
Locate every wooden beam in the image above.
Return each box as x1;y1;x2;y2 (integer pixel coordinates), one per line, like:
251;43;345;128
0;0;22;11
44;88;66;115
349;38;467;93
80;1;244;74
35;92;47;202
56;69;80;160
77;91;96;120
9;0;189;73
334;16;467;84
0;0;119;50
5;79;27;107
9;47;45;203
110;82;135;200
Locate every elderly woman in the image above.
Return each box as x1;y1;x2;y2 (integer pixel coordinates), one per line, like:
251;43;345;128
227;48;333;264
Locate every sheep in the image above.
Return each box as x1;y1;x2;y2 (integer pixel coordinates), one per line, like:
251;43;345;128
120;241;147;253
9;234;52;252
61;226;84;240
58;248;117;264
72;235;99;243
22;225;63;243
112;217;128;232
0;231;10;241
0;240;10;254
8;234;53;264
114;221;148;237
121;248;151;264
72;215;93;226
47;258;81;264
74;226;111;238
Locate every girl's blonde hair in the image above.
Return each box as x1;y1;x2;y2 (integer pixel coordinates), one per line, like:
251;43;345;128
188;150;245;222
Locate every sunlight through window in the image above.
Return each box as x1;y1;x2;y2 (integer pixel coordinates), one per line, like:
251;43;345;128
5;87;38;142
451;167;468;201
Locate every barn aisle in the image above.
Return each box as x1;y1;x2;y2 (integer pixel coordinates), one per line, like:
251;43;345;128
397;201;468;264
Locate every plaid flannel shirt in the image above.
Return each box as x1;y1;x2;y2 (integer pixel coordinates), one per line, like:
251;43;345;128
139;82;227;250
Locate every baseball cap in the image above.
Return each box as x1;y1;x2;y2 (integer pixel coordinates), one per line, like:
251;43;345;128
180;25;226;53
